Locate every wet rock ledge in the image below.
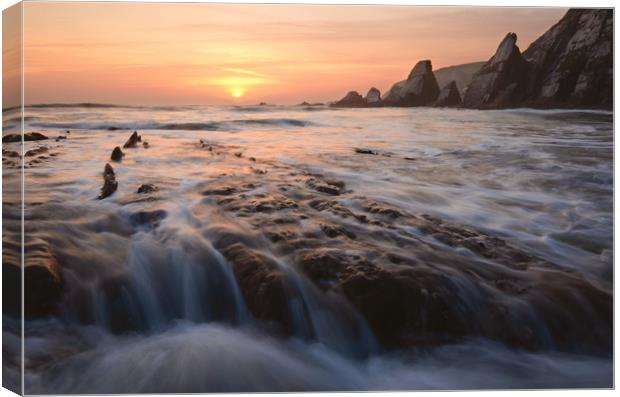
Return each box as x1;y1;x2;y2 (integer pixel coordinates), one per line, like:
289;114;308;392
9;138;611;357
192;146;612;353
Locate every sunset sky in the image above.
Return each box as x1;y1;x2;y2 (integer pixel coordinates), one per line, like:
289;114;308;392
16;3;567;105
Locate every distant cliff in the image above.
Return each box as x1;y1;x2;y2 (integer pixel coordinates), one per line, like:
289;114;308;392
434;62;485;96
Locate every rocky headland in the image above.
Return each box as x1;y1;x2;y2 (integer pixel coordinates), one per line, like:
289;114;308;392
331;9;612;110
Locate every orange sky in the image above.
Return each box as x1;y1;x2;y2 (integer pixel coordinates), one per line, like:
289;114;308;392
3;3;21;109
19;3;567;105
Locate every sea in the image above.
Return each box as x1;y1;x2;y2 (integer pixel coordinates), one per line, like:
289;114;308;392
1;104;614;392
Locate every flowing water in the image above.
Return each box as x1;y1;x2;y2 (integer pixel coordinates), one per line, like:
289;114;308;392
2;104;613;392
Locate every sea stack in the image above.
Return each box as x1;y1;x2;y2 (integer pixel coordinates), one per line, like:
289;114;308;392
330;91;366;108
382;60;440;106
365;87;381;106
462;33;530;109
435;81;462;107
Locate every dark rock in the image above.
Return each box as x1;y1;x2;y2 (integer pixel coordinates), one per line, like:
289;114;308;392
340;266;469;347
137;184;157;194
199;140;224;152
27;132;49;141
129;209;167;227
299;101;325;106
320;223;356;239
122;131;140;148
295;249;354;283
98;163;118;199
55;135;67;142
104;163;114;176
265;230;297;244
253;192;610;351
521;9;612;109
434;80;462;107
25;265;63;318
330;91;366;108
24;146;48;157
142;141;149;148
202;187;237;196
24;265;62;319
463;33;530;109
306;178;345;196
523;269;612;352
110;146;124;161
2;264;20;318
309;199;368;223
354;148;378;155
3;132;48;143
339;257;611;351
365;87;381;106
324;179;345;189
416;214;531;270
313;184;339;195
225;195;298;213
2;149;20;158
220;243;292;331
362;201;403;218
3;244;63;319
382;60;440;106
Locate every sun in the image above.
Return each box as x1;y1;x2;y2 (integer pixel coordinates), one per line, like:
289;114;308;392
230;87;245;99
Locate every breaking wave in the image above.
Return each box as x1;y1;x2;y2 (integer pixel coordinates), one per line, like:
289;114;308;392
29;118;313;131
